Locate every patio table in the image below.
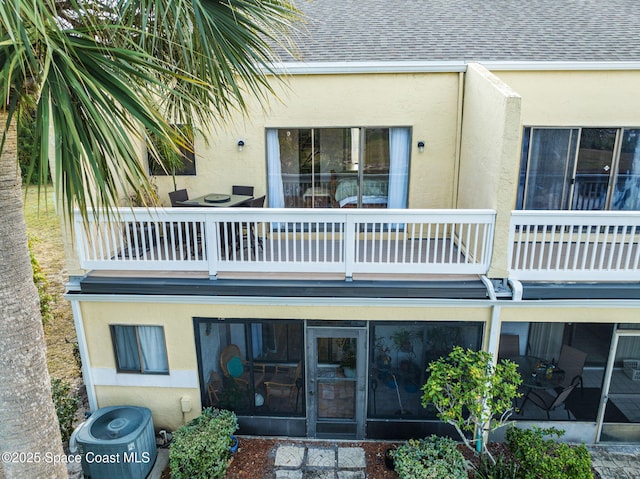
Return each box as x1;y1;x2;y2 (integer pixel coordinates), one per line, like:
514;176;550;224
178;193;253;207
175;193;254;253
511;355;566;412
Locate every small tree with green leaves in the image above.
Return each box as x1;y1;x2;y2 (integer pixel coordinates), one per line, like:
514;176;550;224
421;346;521;463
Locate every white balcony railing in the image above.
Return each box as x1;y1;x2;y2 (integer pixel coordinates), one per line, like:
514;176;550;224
74;208;496;278
508;210;640;281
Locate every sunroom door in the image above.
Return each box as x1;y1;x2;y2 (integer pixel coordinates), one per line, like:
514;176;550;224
598;326;640;443
306;326;367;438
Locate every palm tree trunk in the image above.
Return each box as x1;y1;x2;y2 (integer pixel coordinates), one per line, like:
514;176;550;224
0;114;66;478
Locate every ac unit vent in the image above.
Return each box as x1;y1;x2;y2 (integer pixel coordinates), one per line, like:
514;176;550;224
74;406;157;479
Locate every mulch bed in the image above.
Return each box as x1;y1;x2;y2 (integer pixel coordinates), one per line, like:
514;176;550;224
161;436;601;478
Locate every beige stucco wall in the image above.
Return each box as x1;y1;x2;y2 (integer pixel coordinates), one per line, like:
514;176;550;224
152;72;463;210
77;296;640;430
494;69;640;127
78;298;491;429
458;63;522;278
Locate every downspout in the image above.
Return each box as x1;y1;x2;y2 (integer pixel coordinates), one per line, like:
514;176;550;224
508;278;523;301
481;279;502;454
453;70;465;208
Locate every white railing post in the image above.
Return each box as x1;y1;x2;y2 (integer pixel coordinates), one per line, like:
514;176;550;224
344;214;356;279
205;217;219;278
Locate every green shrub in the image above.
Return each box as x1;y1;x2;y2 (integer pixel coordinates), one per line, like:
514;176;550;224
473;454;520;479
51;378;79;443
392;436;468;479
505;426;594;479
169;408;238;479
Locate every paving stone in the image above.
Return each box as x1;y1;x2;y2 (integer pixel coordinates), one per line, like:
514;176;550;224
337;471;366;479
337;448;366;468
303;470;335;479
275;446;306;468
307;447;336;468
276;469;303;479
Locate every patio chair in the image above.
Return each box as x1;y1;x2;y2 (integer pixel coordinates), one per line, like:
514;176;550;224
207;371;222;405
556;344;587;391
220;344;250;389
264;362;303;410
526;379;578;420
168;188;189;206
232;185;254;196
237;195;266;252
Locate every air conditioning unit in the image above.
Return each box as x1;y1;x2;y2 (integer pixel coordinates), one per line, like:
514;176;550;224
73;406;157;479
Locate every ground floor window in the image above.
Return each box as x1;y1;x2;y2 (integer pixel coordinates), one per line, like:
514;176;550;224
110;325;169;374
499;322;640;426
266;127;410;209
195;318;304;416
369;322;484;419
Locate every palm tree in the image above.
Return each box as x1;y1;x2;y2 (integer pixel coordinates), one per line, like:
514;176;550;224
0;1;298;477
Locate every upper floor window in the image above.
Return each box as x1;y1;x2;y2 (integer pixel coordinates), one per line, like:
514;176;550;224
111;325;169;374
148;124;196;176
266;127;410;209
518;127;640;211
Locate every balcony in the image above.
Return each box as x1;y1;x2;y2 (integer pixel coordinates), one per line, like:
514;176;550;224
508;210;640;281
74;208;496;279
73;208;640;283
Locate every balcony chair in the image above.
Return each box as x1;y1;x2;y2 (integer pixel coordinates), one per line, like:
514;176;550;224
168;188;189;206
498;334;520;360
556;344;588;392
232;185;254;197
526;378;579;420
264;362;303;411
237;195;266;252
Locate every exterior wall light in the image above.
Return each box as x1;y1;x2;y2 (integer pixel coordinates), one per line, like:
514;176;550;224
417;141;425;153
237;139;245;152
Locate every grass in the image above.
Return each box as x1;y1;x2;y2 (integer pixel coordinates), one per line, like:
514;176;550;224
23;185;81;384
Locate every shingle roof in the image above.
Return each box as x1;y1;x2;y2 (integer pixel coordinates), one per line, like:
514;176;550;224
281;0;640;63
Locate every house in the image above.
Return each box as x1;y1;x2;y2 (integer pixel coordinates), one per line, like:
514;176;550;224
64;0;640;443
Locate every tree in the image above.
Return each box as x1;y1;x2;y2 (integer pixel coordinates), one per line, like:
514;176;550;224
0;1;298;477
421;346;522;463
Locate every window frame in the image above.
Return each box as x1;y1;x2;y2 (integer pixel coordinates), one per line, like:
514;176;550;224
518;126;640;211
110;324;169;375
267;126;410;209
147;124;196;177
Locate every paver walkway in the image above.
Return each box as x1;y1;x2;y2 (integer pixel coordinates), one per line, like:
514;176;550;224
587;445;640;479
274;444;366;479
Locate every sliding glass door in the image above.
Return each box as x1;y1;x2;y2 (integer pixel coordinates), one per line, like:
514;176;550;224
267;127;410;209
519;127;640;211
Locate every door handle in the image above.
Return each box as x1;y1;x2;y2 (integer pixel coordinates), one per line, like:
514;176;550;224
603;165;611;172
